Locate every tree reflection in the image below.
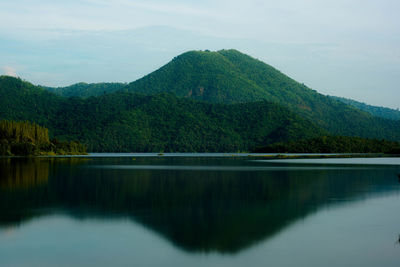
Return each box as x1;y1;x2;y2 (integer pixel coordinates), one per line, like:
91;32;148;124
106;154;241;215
0;159;49;190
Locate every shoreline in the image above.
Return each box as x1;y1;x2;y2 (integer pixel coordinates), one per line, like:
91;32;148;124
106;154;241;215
1;152;399;159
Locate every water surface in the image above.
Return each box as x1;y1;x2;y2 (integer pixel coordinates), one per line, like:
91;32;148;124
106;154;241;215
1;156;400;266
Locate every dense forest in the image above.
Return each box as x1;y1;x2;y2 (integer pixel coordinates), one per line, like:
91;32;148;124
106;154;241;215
254;136;400;154
1;49;400;153
0;120;86;156
2;75;400;152
15;88;326;152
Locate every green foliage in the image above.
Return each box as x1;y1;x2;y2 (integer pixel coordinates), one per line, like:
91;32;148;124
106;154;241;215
330;96;400;121
254;135;400;153
0;120;86;156
0;120;49;144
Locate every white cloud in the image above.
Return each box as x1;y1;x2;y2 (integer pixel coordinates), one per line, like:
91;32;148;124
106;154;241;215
1;0;399;41
3;66;17;77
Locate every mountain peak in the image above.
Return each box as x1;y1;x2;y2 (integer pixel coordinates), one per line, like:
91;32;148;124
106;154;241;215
0;75;21;82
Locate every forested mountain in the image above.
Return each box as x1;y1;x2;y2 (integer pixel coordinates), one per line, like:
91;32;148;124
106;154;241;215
0;76;324;152
124;50;400;138
44;82;126;98
330;96;400;121
1;48;400;152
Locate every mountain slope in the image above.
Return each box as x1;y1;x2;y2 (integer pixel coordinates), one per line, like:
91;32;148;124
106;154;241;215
126;50;273;103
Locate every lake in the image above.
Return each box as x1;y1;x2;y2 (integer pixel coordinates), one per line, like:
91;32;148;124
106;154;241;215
1;155;400;266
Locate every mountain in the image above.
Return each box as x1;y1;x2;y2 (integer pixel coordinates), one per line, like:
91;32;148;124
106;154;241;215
124;49;400;140
0;76;323;152
2;49;400;152
330;96;400;121
44;82;126;98
40;50;400;126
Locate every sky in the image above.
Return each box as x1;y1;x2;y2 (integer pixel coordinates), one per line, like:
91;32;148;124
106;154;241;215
0;0;399;108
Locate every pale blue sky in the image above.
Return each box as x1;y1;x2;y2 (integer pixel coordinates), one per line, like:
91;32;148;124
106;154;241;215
0;0;399;108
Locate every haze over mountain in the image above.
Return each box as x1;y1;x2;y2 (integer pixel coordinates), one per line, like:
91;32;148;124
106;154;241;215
1;49;400;152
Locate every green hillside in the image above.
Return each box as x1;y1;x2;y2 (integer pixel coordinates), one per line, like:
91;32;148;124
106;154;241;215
330;96;400;121
126;50;271;103
44;51;400;124
0;76;323;152
125;50;400;139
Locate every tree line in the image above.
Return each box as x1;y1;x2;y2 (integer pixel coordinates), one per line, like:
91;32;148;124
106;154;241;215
254;135;400;154
0;120;86;156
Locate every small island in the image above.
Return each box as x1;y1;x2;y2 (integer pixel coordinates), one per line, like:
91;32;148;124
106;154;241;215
0;120;87;156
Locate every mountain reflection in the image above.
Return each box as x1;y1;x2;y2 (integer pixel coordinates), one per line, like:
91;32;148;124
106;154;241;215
0;157;398;253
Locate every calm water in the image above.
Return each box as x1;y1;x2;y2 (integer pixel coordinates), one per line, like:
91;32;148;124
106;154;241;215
1;155;400;266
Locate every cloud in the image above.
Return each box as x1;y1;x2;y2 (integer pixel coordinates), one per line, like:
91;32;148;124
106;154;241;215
3;66;17;77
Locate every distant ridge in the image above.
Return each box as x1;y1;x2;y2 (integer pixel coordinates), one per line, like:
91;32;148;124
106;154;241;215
44;82;126;98
330;96;400;121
